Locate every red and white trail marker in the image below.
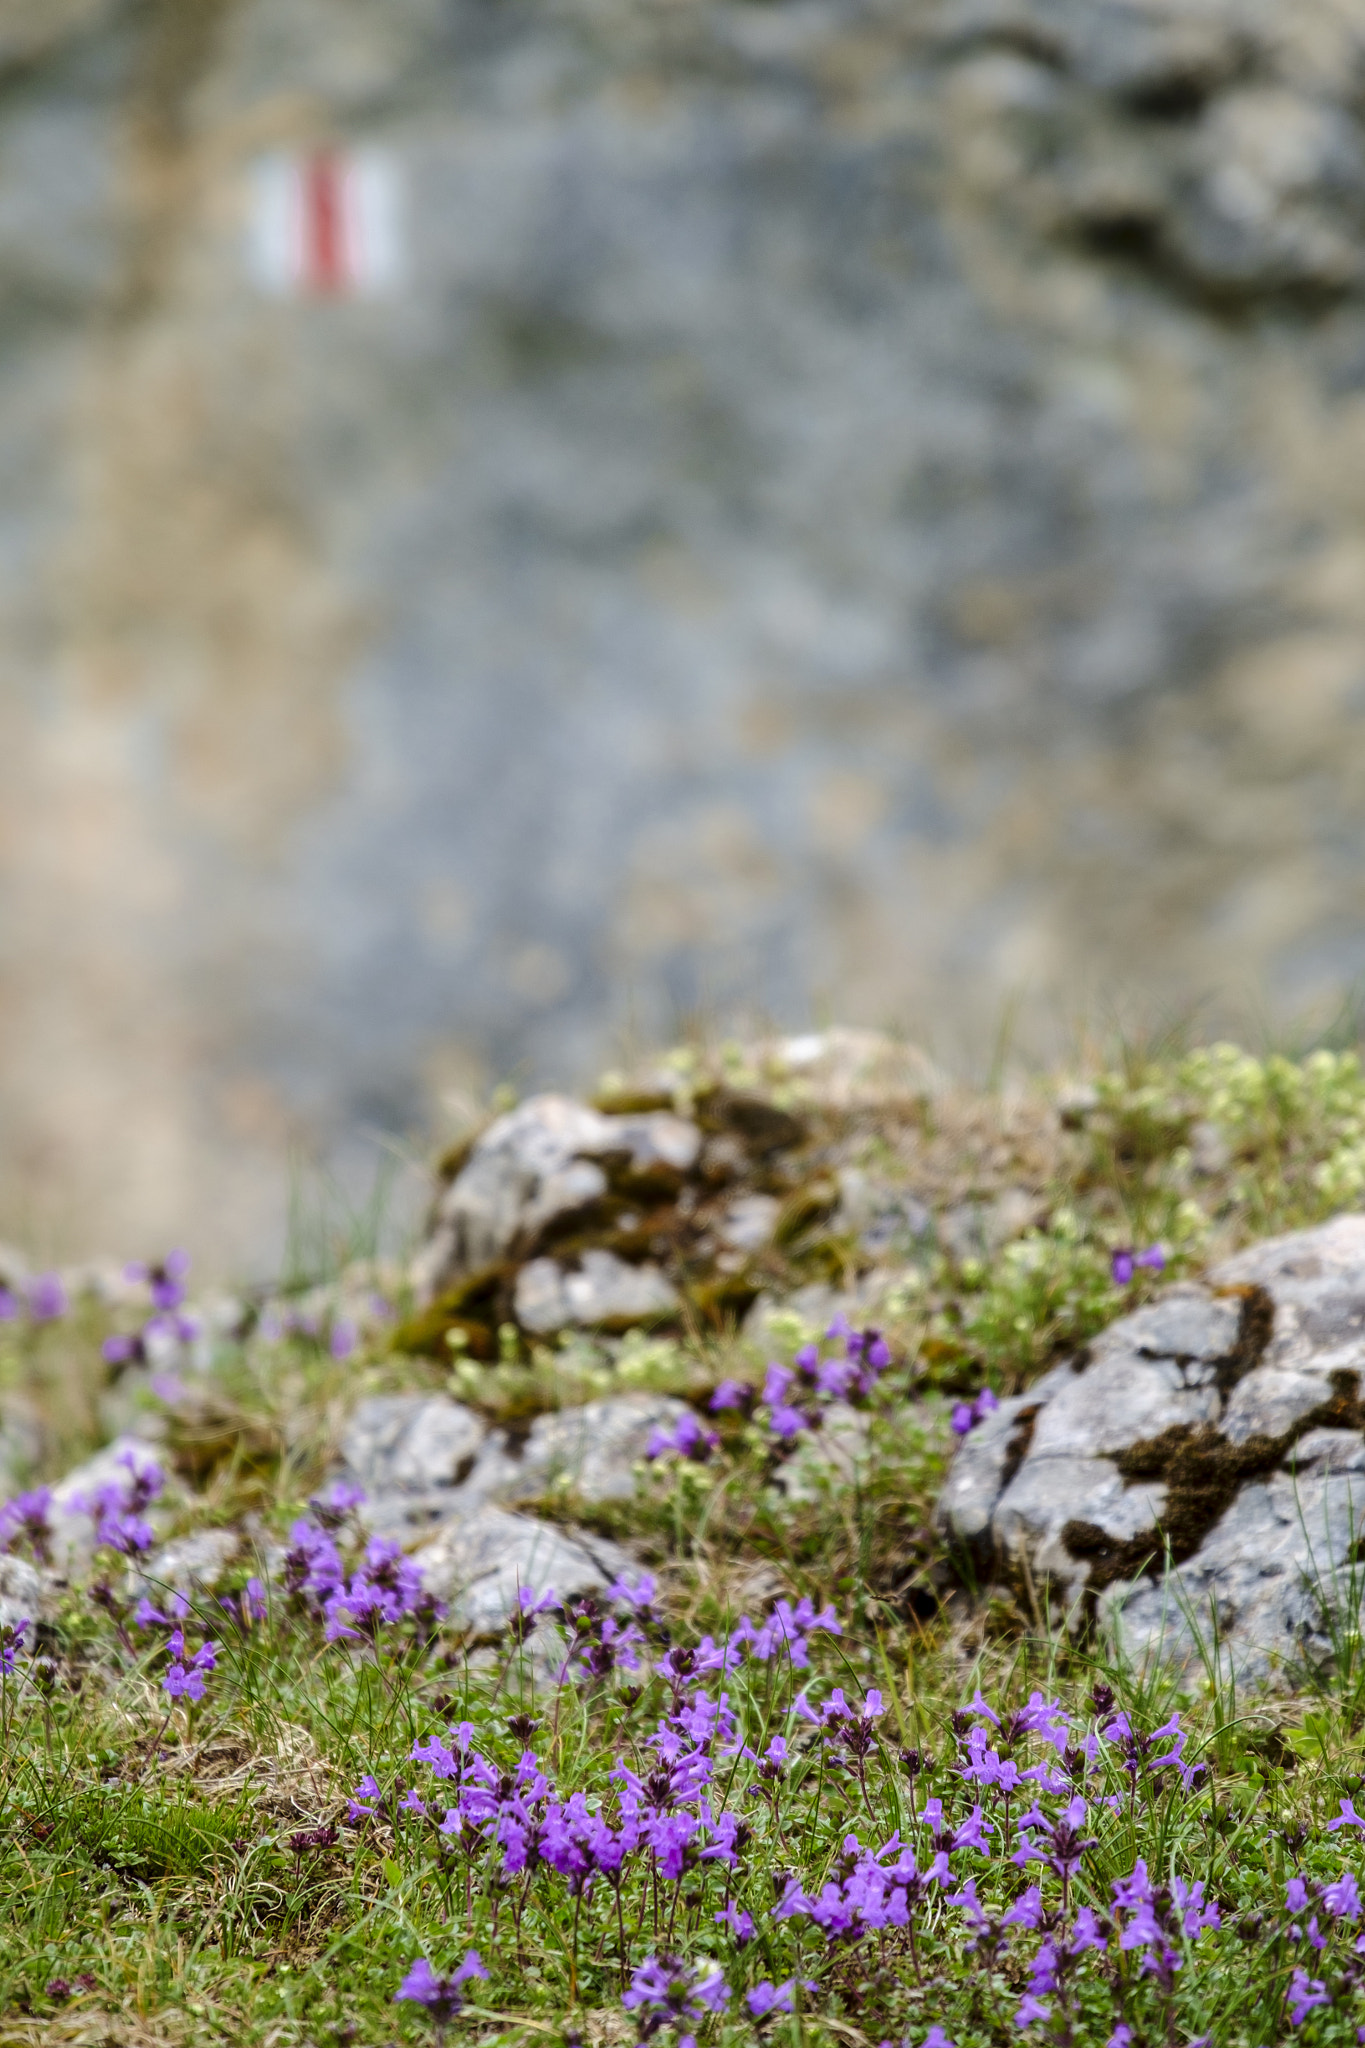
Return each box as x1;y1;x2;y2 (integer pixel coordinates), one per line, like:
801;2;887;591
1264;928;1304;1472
248;149;404;298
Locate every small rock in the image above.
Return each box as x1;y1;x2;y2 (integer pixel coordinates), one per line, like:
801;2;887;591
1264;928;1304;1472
0;1552;45;1629
939;1189;1039;1262
511;1394;690;1504
410;1507;632;1633
717;1194;780;1252
138;1526;244;1593
836;1170;932;1259
352;1392;688;1535
778;1408;871;1503
514;1250;679;1333
340;1396;486;1495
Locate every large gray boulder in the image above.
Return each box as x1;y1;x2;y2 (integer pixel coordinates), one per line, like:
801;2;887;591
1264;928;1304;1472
16;3;1365;1273
939;1213;1365;1685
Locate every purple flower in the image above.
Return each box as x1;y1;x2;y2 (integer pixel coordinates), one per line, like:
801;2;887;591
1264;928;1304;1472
102;1332;145;1368
163;1633;216;1702
322;1536;433;1644
346;1773;383;1823
1324;1870;1362;1921
27;1273;67;1322
746;1980;811;2019
1002;1887;1045;1931
921;2033;956;2048
329;1318;358;1360
0;1617;28;1674
1070;1907;1107;1954
740;1596;840;1667
1287;1969;1331;2027
1111;1245;1164;1287
0;1286;15;1322
1328;1796;1365;1832
951;1387;1001;1438
952;1805;995;1855
76;1451;164;1557
624;1956;729;2036
646;1411;719;1462
0;1486;53;1565
715;1903;754;1945
604;1572;657;1611
395;1952;487;2027
709;1378;752;1413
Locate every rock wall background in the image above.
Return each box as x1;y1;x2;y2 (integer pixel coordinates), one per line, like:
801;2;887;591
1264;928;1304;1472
5;0;1365;1270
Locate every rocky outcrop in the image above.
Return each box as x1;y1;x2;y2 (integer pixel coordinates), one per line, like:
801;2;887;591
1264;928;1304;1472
939;1213;1365;1683
398;1036;943;1347
12;4;1365;1266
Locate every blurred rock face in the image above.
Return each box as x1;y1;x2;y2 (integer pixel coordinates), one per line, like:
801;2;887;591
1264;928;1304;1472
5;0;1365;1268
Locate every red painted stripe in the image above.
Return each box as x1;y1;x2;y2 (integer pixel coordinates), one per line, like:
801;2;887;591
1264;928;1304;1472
304;152;346;295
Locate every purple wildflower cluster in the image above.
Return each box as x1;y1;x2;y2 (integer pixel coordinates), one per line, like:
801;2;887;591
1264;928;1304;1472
102;1251;201;1374
283;1483;440;1645
950;1386;999;1438
0;1486;54;1564
256;1301;362;1358
0;1272;69;1324
623;1954;729;2046
1273;1845;1365;2031
395;1951;487;2041
360;1619;1257;2046
756;1680;1227;2039
72;1448;164;1557
132;1594;218;1702
650;1315;891;1459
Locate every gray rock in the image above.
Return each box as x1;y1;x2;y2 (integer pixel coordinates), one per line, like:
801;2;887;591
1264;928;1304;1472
410;1507;633;1634
352;1391;687;1536
1100;1469;1365;1689
936;1216;1365;1683
511;1394;689;1504
415;1097;703;1301
994;1455;1167;1591
340;1396;486;1495
936;1393;1042;1554
514;1250;680;1333
138;1526;245;1594
1027;1350;1219;1461
1221;1368;1326;1445
1286;1428;1365;1474
717;1194;780;1253
0;1553;46;1631
835;1171;932;1260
